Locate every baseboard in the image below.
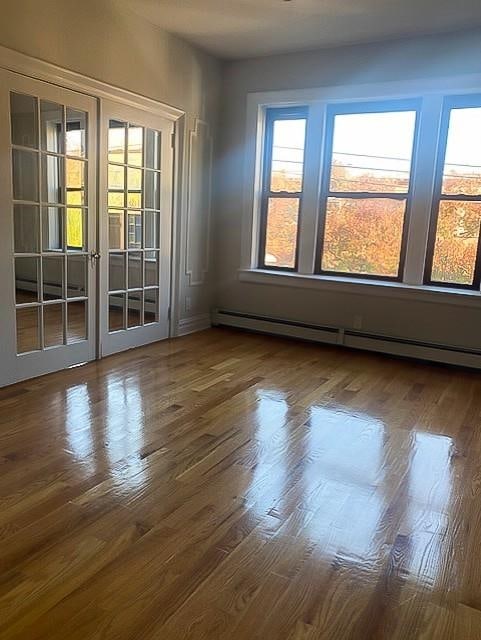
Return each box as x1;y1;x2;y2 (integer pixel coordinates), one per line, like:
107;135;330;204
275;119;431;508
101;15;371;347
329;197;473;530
212;309;481;370
177;313;212;336
17;281;84;298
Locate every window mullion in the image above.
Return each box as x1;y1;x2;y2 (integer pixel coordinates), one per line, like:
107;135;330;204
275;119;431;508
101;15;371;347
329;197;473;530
297;102;326;274
403;95;444;285
326;191;407;200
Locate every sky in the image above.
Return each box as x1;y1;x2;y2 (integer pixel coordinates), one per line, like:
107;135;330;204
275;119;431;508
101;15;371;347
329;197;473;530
271;106;481;181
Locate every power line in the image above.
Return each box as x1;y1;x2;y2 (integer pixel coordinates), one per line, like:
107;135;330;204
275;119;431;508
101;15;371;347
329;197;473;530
272;168;481;184
275;145;481;169
272;158;303;166
273;157;411;175
334;151;481;170
333;150;409;162
274;145;305;151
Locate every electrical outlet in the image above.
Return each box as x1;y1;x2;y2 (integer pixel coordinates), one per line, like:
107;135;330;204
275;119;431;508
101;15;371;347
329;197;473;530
353;315;363;330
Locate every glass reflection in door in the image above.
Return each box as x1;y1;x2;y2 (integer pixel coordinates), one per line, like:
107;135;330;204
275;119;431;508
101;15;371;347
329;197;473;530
11;92;89;353
107;120;161;331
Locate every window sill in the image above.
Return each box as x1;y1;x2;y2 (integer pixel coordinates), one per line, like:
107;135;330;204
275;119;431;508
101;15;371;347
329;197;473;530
238;269;481;309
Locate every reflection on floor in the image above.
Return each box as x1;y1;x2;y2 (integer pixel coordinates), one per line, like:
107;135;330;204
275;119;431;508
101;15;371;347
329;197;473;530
16;294;88;353
1;328;481;639
15;289;40;304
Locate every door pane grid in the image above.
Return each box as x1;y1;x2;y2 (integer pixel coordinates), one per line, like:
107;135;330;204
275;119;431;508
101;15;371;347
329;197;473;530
108;119;161;333
10;91;89;354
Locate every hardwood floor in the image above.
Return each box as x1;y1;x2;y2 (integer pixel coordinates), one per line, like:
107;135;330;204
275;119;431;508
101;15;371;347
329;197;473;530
1;327;481;639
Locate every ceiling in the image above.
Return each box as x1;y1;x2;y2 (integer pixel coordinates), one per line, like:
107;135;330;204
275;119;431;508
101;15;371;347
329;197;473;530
118;0;481;59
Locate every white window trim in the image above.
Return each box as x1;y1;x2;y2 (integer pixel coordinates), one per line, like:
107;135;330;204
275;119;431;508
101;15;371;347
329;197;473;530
238;268;481;309
241;74;481;297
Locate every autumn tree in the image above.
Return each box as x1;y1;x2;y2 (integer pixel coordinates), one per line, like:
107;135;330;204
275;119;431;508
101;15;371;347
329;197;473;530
266;163;481;284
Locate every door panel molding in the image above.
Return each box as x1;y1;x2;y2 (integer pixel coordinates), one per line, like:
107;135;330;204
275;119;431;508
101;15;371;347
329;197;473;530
186;118;213;287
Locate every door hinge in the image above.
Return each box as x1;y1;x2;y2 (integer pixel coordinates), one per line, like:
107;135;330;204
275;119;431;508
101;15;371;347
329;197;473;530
167;306;171;320
171;132;175;148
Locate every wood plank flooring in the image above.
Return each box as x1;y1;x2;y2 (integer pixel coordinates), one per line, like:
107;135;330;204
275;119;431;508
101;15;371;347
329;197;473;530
1;327;481;639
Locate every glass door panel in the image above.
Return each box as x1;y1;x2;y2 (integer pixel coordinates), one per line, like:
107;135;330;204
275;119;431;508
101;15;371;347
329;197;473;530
0;70;97;387
100;101;173;356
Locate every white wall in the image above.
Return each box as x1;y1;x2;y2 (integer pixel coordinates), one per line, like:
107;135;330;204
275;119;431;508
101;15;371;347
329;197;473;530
0;0;221;326
214;29;481;350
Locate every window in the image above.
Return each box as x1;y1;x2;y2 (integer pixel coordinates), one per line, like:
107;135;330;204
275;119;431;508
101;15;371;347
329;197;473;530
252;89;481;294
425;97;481;289
318;102;419;280
51;117;87;251
259;107;307;270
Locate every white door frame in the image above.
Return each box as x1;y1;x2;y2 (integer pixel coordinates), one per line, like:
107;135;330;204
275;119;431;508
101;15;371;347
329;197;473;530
0;45;186;386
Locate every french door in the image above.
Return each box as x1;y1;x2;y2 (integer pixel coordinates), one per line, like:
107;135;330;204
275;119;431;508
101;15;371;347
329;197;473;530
0;71;97;387
99;101;173;357
0;73;174;387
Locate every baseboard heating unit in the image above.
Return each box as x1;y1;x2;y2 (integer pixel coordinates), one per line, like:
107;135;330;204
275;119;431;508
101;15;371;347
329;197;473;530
212;309;481;370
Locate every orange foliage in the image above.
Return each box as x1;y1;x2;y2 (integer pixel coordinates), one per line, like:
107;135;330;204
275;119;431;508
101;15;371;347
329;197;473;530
432;200;481;284
265;173;302;268
265;165;481;284
322;197;404;276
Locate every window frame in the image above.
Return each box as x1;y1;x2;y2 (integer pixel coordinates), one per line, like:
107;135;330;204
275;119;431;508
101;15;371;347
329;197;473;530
258;106;308;272
243;78;481;299
424;94;481;291
315;99;422;282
